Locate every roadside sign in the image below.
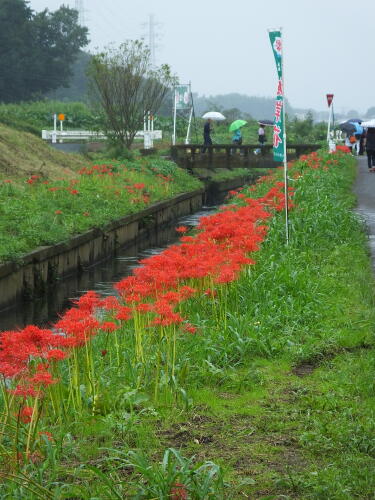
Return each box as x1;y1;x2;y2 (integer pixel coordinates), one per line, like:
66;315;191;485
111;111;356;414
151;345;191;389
326;94;334;107
58;113;65;121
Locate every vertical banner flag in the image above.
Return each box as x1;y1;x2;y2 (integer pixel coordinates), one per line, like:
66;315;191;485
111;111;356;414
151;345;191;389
172;84;192;145
269;30;284;162
175;85;191;110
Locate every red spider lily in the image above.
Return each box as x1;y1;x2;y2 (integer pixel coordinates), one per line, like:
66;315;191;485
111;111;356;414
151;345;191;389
55;210;62;215
175;226;188;233
46;349;67;361
136;303;153;313
74;291;101;312
170;483;188;500
335;145;351;153
98;296;120;310
133;183;146;190
183;324;197;334
19;406;34;424
115;306;132;321
99;322;118;332
28;364;58;387
9;385;40;399
39;431;54;441
151;312;185;326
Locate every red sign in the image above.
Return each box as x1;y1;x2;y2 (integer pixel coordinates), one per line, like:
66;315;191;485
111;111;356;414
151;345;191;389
326;94;334;107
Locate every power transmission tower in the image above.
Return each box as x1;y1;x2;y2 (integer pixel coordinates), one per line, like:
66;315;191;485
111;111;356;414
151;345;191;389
74;0;86;26
149;14;156;67
142;14;162;67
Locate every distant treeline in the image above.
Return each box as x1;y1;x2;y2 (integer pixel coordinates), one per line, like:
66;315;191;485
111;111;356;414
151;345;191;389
46;52;375;122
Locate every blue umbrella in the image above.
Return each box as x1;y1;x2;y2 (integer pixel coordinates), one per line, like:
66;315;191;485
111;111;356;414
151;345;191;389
350;122;364;135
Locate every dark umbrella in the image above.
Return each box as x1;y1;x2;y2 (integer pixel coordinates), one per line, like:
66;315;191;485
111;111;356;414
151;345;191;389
258;119;273;126
346;118;362;124
339;121;357;134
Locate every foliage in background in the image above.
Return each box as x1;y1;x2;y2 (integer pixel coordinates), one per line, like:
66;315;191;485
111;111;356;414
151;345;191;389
0;99;327;147
88;40;177;150
0;0;88;102
0;100;98;136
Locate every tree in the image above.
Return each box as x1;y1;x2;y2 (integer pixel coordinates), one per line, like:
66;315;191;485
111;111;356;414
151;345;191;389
222;107;242;122
365;107;375;118
88;40;177;149
0;0;88;102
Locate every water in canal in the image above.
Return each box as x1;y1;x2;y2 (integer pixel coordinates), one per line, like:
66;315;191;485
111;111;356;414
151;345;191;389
0;206;217;332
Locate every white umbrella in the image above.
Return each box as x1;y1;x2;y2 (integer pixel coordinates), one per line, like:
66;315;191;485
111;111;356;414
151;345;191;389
202;111;226;121
361;119;375;128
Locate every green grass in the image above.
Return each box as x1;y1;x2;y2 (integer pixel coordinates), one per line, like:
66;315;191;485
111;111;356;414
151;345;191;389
1;151;375;498
0;157;202;262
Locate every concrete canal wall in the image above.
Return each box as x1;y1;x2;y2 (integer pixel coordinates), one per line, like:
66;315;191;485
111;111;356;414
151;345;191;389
0;173;257;312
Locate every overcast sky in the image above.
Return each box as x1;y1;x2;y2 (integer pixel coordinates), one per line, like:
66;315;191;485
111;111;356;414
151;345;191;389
28;0;374;114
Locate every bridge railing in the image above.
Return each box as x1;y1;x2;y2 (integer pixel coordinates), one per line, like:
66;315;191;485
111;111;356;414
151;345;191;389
170;143;320;168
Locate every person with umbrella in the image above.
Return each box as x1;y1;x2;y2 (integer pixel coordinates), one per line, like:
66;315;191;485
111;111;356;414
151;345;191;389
202;118;213;153
340;121;363;155
229;119;246;154
201;112;226;153
364;127;375;172
255;120;272;154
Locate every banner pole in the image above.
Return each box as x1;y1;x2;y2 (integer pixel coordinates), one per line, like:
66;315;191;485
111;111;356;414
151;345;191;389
185;82;193;144
281;27;289;245
268;27;289;244
172;86;177;145
327;103;332;143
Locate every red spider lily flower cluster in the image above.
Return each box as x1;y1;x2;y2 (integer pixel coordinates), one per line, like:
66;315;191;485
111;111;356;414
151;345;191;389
0;167;299;431
78;164;116;176
170;482;188;500
335;145;351;154
111;181;292;327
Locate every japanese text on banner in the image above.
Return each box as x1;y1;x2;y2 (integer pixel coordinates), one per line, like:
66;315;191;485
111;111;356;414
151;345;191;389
269;30;285;162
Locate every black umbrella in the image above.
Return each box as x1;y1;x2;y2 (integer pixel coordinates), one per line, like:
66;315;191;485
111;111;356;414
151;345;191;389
339;121;357;134
258;119;273;126
346;118;362;124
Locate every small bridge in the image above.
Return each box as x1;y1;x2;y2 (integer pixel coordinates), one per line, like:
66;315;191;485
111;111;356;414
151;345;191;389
171;143;319;169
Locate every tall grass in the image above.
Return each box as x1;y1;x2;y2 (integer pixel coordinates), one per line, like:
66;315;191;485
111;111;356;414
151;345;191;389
1;149;374;497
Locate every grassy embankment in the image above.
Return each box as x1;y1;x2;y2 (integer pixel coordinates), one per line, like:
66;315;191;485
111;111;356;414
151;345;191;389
0;150;374;498
0;122;204;263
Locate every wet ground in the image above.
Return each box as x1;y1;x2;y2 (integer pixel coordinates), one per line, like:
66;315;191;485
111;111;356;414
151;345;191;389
354;156;375;266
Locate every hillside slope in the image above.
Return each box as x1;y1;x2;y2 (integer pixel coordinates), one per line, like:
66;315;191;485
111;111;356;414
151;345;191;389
0;123;87;181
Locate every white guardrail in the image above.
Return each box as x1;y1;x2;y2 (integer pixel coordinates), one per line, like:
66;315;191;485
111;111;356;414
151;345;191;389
41;130;162;142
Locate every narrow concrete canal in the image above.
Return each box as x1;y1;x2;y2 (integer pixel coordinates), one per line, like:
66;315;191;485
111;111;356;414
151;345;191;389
0;206;216;332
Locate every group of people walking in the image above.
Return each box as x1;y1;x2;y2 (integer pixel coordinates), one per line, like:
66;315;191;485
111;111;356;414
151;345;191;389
344;126;375;172
202;119;267;153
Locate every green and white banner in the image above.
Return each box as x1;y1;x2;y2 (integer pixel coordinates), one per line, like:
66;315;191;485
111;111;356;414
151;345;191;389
174;85;191;110
269;30;285;162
